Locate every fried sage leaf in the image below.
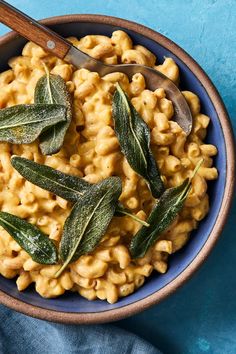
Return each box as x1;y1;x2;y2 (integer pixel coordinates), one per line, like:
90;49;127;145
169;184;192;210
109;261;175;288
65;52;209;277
0;211;57;264
34;73;72;155
11;156;149;227
0;104;66;144
112;83;164;198
129;160;203;258
129;179;190;258
55;177;122;277
11;155;89;202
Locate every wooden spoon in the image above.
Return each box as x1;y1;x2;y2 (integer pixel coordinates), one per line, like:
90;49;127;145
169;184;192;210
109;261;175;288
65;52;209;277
0;0;192;134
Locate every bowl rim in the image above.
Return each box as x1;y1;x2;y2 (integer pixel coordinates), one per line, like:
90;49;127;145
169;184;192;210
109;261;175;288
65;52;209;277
0;14;235;324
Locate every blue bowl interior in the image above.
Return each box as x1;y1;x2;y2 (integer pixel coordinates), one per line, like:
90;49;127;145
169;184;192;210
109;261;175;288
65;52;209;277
0;22;226;314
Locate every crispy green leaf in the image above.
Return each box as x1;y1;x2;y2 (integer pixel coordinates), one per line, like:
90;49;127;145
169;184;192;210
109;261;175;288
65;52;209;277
55;177;122;277
11;156;89;202
112;83;164;198
129;159;203;258
0;211;57;264
11;156;149;226
34;73;72;155
129;179;190;258
0;104;66;144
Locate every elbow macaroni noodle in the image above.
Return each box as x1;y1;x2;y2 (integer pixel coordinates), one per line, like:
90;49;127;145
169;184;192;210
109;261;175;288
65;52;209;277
0;31;218;303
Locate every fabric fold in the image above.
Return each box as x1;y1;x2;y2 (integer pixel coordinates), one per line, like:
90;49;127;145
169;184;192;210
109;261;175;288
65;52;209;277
0;305;161;354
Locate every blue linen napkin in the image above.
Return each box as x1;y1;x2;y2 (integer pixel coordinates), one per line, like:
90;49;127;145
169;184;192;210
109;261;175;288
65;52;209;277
0;305;161;354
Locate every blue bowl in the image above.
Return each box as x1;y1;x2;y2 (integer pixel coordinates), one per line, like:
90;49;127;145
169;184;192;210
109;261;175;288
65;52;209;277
0;15;235;324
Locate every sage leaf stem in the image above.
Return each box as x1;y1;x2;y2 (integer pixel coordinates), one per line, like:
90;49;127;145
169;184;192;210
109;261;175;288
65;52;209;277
116;203;150;227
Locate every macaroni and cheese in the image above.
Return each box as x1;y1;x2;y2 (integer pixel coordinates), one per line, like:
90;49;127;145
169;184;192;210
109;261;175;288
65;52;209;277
0;31;218;303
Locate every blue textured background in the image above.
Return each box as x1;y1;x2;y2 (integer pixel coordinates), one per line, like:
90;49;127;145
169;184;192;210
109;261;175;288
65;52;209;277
0;1;235;353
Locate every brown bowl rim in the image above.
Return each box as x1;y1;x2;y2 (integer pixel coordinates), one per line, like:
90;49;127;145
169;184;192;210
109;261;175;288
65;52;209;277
0;14;235;324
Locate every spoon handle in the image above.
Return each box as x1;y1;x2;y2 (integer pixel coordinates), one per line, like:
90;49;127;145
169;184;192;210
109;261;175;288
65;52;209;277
0;0;71;58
